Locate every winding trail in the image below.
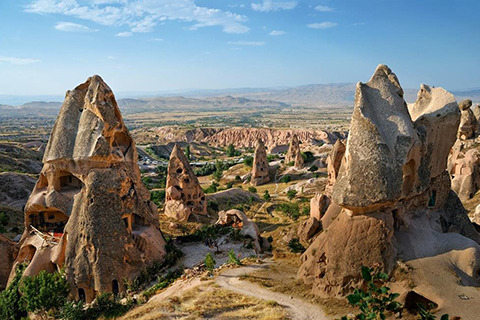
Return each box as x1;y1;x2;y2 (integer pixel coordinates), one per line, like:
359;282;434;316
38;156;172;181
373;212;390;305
216;264;330;320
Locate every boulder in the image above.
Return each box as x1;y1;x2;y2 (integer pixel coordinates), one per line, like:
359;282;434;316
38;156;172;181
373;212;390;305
297;216;321;243
457;99;476;140
164;144;207;222
309;193;330;220
9;76;166;302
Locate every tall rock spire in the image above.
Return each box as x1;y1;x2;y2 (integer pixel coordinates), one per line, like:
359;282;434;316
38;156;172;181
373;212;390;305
9;75;166;302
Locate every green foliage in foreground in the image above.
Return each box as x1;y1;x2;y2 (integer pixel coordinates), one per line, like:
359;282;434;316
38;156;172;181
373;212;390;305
205;253;216;273
227;250;242;266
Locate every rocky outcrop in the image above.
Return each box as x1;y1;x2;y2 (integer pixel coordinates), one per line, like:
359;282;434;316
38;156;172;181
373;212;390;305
9;76;166;302
450;148;480;201
140;126;347;150
285;135;304;169
457;99;476;140
215;209;267;253
251;139;270;186
324;139;345;196
298;65;479;298
164;144;207;222
0;234;15;290
309;193;330;220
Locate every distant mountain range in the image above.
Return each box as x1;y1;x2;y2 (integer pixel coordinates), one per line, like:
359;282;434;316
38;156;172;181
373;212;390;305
1;83;479;112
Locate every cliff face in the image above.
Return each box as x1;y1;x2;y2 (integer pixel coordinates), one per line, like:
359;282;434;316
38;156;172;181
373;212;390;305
298;65;480;299
9;76;166;302
139;127;347;151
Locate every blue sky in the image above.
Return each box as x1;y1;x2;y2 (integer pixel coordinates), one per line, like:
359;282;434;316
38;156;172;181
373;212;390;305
0;0;479;97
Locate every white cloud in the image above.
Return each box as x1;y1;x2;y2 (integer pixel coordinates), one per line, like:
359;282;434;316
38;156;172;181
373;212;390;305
228;41;265;46
55;21;95;32
26;0;249;34
115;31;133;37
269;30;285;36
314;5;333;12
251;0;297;12
307;22;338;29
149;37;164;42
0;56;40;65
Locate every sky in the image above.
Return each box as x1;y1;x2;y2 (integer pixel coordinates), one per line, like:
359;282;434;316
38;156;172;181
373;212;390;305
0;0;479;99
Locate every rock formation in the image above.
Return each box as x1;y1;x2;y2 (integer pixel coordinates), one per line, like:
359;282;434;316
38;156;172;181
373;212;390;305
299;65;480;300
324;139;345;196
457;99;476;140
0;234;15;290
164;144;207;222
142;127;347;150
450;148;480;201
215;209;267;253
285;135;304;169
251;139;270;186
8;75;166;302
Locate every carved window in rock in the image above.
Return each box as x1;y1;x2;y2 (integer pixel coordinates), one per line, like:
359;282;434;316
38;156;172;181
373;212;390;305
28;210;68;235
428;190;437;207
112;130;132;157
112;279;119;296
56;172;84;193
122;213;146;233
78;288;86;302
18;245;36;263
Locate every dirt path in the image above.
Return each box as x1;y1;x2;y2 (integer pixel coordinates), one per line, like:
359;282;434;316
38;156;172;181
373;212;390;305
216;264;331;320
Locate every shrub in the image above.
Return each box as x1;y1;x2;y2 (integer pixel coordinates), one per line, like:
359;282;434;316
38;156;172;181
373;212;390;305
340;266;402;320
243;156;253;167
286;161;295;167
287;189;297;200
0;264;27;320
204;182;219;194
235;175;241;181
226;144;241;157
301;151;315;163
226;181;234;189
143;269;183;298
301;206;310;216
277;202;300;220
185;145;191;160
288;238;305;253
279;175;291;183
263;190;271;201
150;190;165;206
227;250;241;266
308;165;318;172
267;154;279;162
20;269;69;315
248;186;257;193
205;253;216;274
207;201;219;212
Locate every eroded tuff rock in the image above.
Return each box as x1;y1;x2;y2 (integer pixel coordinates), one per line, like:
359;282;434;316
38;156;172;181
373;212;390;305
164;144;207;222
285;135;304;169
9;76;166;302
299;65;480;298
458;99;476;140
251;139;270;186
324;139;345;196
450;148;480;201
215;209;268;253
0;234;15;290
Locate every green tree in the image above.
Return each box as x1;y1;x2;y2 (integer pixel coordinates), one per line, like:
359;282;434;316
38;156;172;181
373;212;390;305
0;264;27;320
227;250;241;265
150;190;165;206
243;156;253;167
20;269;70;316
226;144;235;157
213;160;224;182
205;253;216;274
248;186;257;193
185;145;191;160
287;189;297;200
263;190;271;201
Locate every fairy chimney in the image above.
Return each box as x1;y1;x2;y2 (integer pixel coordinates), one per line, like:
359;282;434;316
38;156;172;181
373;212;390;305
164;144;207;222
285;134;304;169
8;76;167;302
251;139;270;186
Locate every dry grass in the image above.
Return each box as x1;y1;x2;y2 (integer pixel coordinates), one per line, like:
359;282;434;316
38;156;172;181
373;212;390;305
120;282;289;320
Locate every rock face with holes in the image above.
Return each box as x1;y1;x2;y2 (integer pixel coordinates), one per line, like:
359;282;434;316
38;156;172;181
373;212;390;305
285;134;304;169
450;148;480;201
164;144;207;222
298;65;480;299
8;76;166;303
251;139;270;186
